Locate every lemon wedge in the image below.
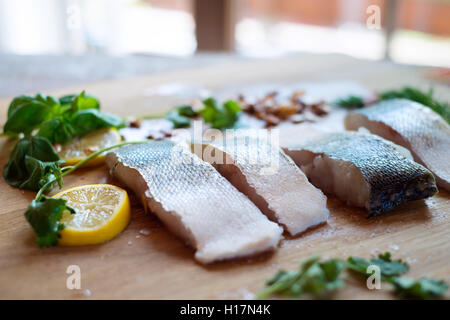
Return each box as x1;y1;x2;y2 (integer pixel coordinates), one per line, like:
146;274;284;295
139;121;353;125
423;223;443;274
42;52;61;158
55;184;131;246
57;128;121;167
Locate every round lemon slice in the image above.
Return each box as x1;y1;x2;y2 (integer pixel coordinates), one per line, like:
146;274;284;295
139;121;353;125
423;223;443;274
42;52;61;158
55;184;131;246
58;128;122;167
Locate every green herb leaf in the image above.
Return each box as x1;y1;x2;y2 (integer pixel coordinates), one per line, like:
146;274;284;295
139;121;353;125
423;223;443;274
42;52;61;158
177;105;197;117
257;256;346;299
24;196;75;247
3;136;61;190
166;110;191;128
200;98;241;129
67;90;100;111
4;94;60;135
347;252;409;280
20;156;64;191
389;277;448;300
379;87;450;124
164;105;198;128
334;95;366;109
68;109;125;136
36;116;75;144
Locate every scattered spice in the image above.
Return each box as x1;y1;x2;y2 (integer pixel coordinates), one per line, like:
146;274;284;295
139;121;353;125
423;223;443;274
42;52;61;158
128;118;142;128
238;91;330;127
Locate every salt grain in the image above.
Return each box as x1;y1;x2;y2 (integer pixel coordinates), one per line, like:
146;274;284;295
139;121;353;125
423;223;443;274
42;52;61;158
128;241;133;246
84;289;92;297
389;244;399;251
139;228;150;236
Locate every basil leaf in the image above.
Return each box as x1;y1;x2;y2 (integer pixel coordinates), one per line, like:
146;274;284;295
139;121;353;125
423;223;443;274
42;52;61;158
7;95;36;118
68;109;125;136
58;94;78;106
4;98;60;135
37;116;75;144
24;196;75;247
67;90;100;111
19;156;64;191
3;136;60;190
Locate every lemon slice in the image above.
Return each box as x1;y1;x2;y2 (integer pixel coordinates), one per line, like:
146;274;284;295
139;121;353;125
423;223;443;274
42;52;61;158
58;128;121;167
55;184;131;246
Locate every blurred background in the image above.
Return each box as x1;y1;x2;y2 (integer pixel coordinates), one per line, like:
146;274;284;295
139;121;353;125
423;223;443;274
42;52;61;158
0;0;449;95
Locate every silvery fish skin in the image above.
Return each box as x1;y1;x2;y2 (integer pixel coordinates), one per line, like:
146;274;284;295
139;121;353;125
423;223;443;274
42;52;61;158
285;131;438;217
191;136;329;236
106;141;282;264
345;99;450;191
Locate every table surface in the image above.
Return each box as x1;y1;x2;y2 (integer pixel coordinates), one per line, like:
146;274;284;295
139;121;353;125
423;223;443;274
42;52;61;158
0;53;449;299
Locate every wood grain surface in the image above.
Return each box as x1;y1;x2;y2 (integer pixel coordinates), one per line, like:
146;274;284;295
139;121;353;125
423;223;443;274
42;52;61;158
0;54;449;299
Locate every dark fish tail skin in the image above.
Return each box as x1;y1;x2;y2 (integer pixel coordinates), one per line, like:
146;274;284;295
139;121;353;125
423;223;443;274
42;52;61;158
290;132;438;216
346;98;450;191
367;171;437;217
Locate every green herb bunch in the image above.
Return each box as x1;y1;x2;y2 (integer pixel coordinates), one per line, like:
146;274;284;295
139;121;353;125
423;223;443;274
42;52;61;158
2;91;125;191
151;97;241;129
1;91;143;247
258;252;448;300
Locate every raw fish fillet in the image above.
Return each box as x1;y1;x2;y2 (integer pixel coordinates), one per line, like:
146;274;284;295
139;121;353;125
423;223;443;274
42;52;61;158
284;131;438;216
345;99;450;191
106;141;282;263
191;136;329;236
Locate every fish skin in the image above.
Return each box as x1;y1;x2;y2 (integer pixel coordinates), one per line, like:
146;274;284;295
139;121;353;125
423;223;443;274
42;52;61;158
345;99;450;191
285;131;438;217
106;141;282;263
192;136;329;236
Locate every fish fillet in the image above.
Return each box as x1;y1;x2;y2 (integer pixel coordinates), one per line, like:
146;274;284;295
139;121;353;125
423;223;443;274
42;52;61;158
345;99;450;191
191;136;329;236
284;131;438;216
106;141;282;264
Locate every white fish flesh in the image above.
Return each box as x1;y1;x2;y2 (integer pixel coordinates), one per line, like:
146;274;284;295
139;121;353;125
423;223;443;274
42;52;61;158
345;99;450;191
191;136;329;236
106;141;283;263
284;131;438;216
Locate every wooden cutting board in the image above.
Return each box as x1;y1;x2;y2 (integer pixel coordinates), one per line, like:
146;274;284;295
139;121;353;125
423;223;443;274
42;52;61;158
0;54;449;299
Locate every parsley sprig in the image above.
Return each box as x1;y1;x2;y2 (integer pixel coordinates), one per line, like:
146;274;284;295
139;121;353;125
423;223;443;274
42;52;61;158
258;252;448;300
257;256;346;299
25;141;147;247
143;97;241;129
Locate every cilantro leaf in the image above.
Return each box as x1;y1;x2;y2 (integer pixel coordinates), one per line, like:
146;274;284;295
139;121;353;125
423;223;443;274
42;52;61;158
200;98;241;129
390;277;448;300
24;196;75;247
177;105;197;117
347;252;409;280
165;106;196;128
257;256;346;299
334;95;365;109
